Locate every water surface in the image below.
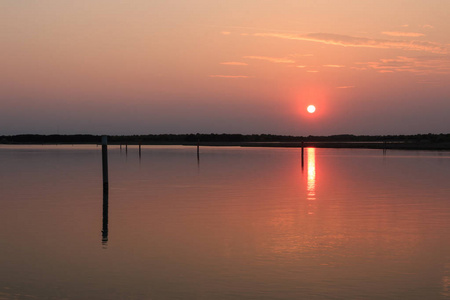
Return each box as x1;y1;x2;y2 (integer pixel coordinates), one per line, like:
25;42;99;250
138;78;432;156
0;145;449;299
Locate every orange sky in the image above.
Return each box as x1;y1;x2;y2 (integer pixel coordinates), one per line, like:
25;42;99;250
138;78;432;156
1;0;449;135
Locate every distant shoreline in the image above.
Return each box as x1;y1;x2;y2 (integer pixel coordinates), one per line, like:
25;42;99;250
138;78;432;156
238;142;450;151
1;134;450;151
182;142;450;151
1;142;449;151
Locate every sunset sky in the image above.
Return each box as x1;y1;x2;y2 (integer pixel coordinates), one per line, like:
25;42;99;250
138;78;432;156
1;0;449;135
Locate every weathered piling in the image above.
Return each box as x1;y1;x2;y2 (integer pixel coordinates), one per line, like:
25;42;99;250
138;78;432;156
102;135;108;189
197;137;200;160
139;142;142;158
301;141;305;170
101;135;109;245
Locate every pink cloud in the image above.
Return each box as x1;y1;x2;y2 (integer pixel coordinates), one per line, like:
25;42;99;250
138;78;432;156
253;32;448;54
220;62;249;66
381;31;425;37
244;56;295;64
357;55;450;74
209;75;250;78
323;64;345;68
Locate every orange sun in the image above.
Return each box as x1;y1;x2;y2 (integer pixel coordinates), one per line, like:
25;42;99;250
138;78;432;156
307;105;316;113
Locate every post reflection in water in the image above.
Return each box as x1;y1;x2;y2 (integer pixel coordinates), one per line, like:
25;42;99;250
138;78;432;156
306;147;316;201
102;186;109;246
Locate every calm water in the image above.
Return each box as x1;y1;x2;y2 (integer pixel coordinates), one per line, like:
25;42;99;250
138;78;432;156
0;145;449;299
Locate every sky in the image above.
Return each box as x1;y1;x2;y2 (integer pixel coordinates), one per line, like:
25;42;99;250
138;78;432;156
1;0;449;136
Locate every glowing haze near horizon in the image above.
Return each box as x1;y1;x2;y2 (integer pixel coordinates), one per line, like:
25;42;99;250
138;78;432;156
1;0;449;135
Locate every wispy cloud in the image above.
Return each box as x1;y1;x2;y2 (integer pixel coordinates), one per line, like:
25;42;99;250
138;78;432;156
357;55;450;75
423;24;434;29
209;75;250;78
323;64;345;68
244;56;295;64
337;86;355;89
381;31;425;37
253;32;448;54
220;62;248;66
221;31;231;35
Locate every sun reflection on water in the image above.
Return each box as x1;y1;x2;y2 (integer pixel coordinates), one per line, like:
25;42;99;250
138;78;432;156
307;148;316;201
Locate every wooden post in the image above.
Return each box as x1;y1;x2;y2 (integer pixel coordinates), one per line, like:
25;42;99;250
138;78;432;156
126;143;128;155
197;135;200;160
139;142;142;158
301;141;304;170
101;135;109;245
102;135;108;189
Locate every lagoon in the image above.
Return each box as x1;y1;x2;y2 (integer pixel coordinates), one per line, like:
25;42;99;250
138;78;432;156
0;145;449;299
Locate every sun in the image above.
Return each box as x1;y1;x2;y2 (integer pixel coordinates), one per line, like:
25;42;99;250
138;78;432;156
307;105;316;113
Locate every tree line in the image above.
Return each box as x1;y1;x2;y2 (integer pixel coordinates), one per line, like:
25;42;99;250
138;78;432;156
1;133;450;145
